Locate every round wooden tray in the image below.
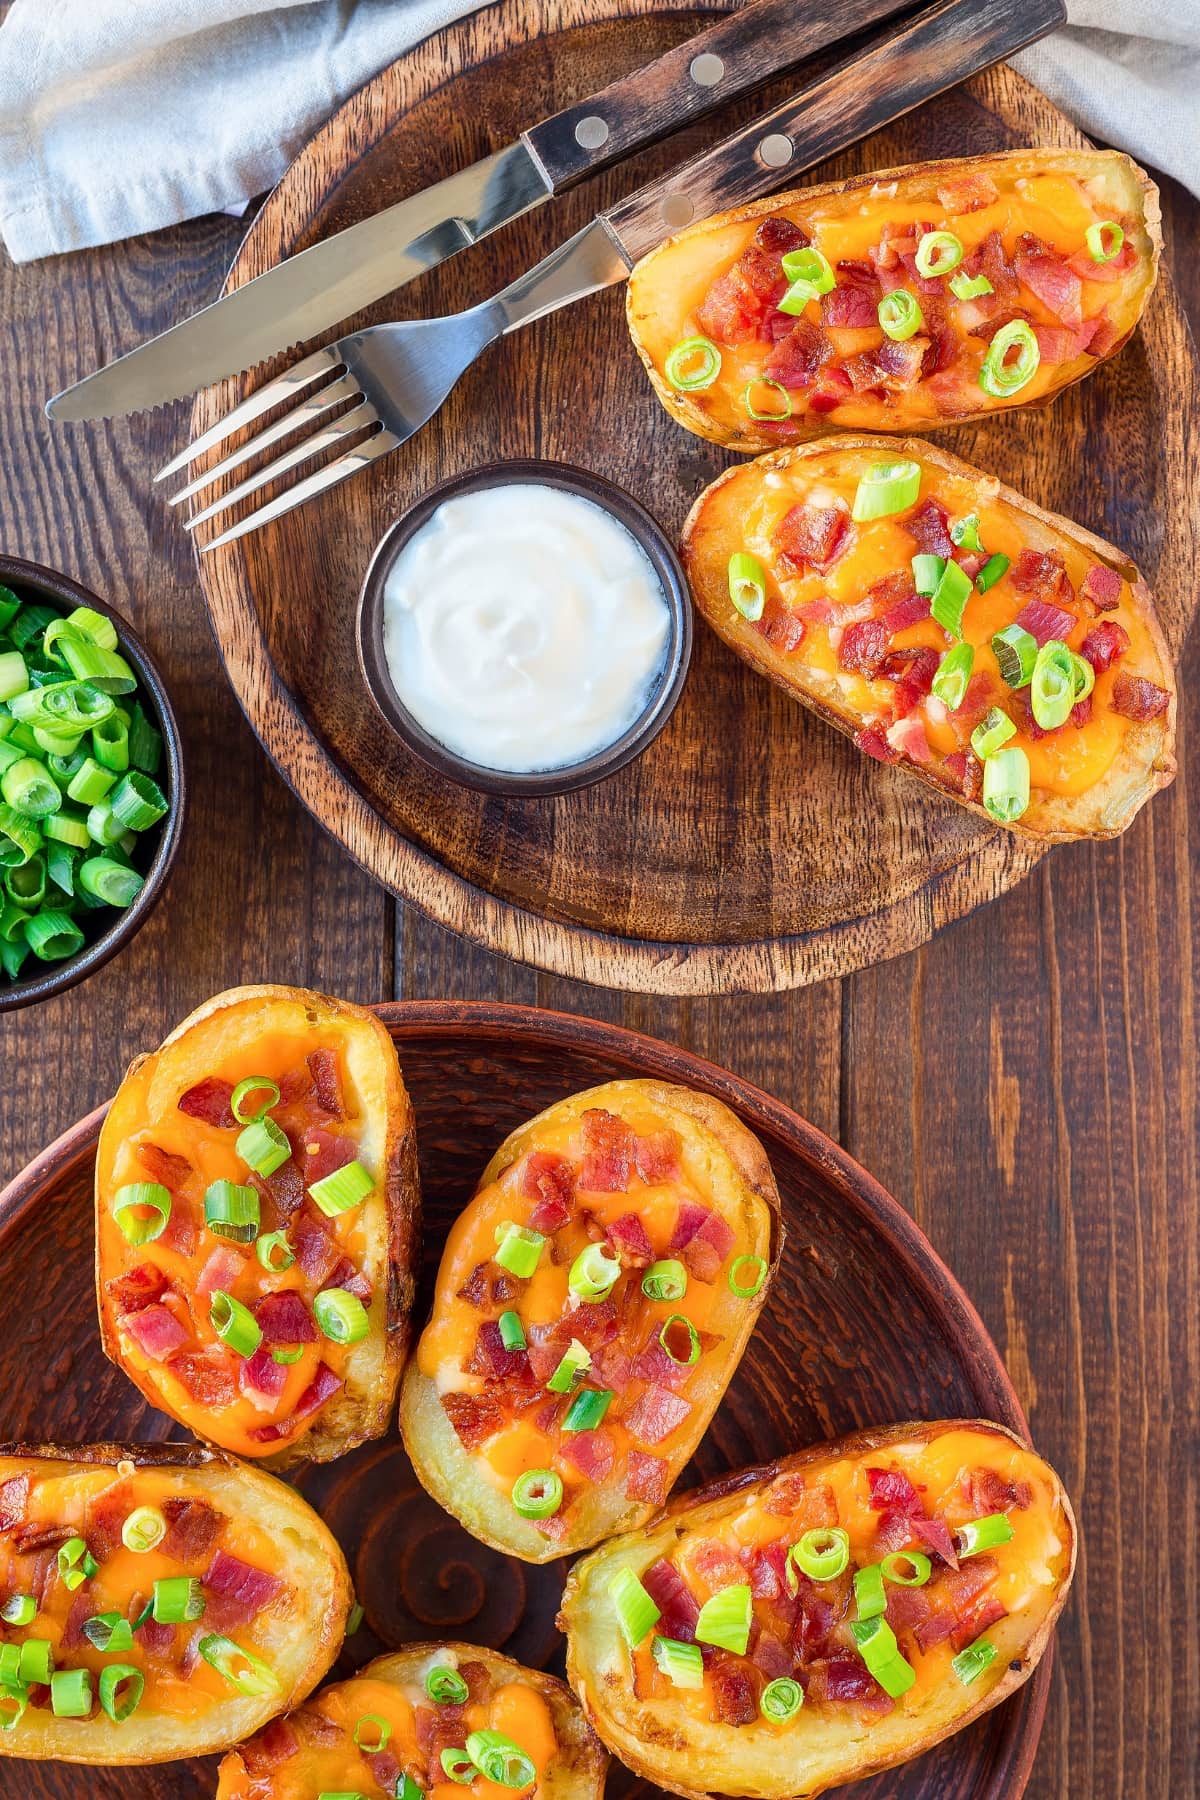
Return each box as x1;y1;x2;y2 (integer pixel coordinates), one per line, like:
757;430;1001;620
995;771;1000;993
192;3;1199;999
0;1001;1049;1799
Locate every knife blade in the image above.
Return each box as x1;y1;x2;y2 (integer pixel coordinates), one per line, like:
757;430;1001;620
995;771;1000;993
46;0;922;422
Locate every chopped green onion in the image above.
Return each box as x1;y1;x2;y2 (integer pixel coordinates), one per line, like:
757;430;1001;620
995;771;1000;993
314;1287;370;1345
493;1219;544;1280
0;1595;34;1627
441;1750;477;1784
91;713;130;772
610;1566;661;1647
10;606;56;650
1031;639;1075;729
204;1179;260;1244
930;559;973;638
760;1676;804;1721
0;653;28;704
0;742;23;778
854;1563;886;1621
0;1686;26;1731
949;270;994;300
992;623;1038;688
112;1182;171;1246
652;1635;704;1690
778;247;835;313
231;1075;280;1123
914;230;963;277
878;289;923;341
0;1646;20;1686
109;771;167;831
1;756;60;818
46;841;80;898
50;1667;92;1717
308;1157;374;1217
271;1346;304;1365
152;1576;206;1623
236;1116;291;1178
563;1387;613;1432
121;1505;166;1552
78;852;142;906
511;1468;563;1519
952;1636;999;1684
5;855;46;909
568;1241;621;1301
546;1337;591;1393
790;1527;850;1582
82;1610;135;1653
741;378;792;422
956;1512;1015;1558
0;585;19;628
728;1254;767;1298
931;643;974;711
658;1314;701;1366
86;799;127;847
696;1582;752;1656
396;1776;424;1800
354;1713;392;1753
23;908;83;961
46;812;94;852
881;1550;931;1586
982;745;1030;823
65;755;116;805
971;707;1017;760
56;636;135;693
850;1616;916;1698
852;460;922;523
975;552;1010;593
210;1289;263;1358
642;1258;687;1301
425;1664;470;1705
979;319;1040;397
466;1728;537;1789
347;1600;364;1634
18;1639;52;1684
0;806;41;863
728;551;767;623
665;336;722;392
498;1310;526;1352
98;1664;144;1722
1070;651;1095;703
1085;220;1124;263
198;1632;280;1696
33;725;83;758
9;680;113;731
950;513;982;552
65;606;118;652
256;1230;295;1273
912;553;944;597
129;701;163;775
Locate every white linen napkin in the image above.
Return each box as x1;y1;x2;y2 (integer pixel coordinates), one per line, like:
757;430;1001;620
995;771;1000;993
0;0;1197;265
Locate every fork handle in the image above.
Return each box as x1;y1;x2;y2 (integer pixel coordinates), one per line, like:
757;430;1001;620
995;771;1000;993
600;0;1066;264
521;0;918;192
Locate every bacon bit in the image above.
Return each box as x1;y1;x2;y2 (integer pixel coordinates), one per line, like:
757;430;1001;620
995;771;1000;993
415;1701;468;1770
914;1556;998;1651
625;1384;692;1445
919;296;959;376
605;1212;654;1268
1014;247;1082;327
247;1361;343;1443
964;1467;1034;1513
457;1262;494;1308
0;1474;30;1535
196;1243;246;1300
441;1389;504;1450
763;316;834;389
749;1629;793;1680
255;1157;306;1223
749;1540;790;1603
1071;695;1094;729
523;1151;575;1232
306;1049;346;1120
578;1108;636;1193
123;1303;188;1362
240;1718;301;1776
1012;545;1074;604
106;1262;169;1314
867;1466;924;1512
951;1595;1007;1653
669;1199;709;1251
854;723;901;763
737;245;788;307
691;1537;745;1590
710;1660;758;1726
633;1129;680;1185
812;1656;893;1713
565;1298;621;1350
773;501;852;574
937;171;999;213
1068;237;1135;283
1111;672;1170;721
1085;312;1123;357
882;590;931;635
758;605;806;654
822;272;879;329
135;1615;175;1658
11;1520;74;1555
165;1348;236;1407
885;715;933;763
467;1319;532;1385
912;1513;959;1568
625;1450;670;1507
299;1127;355;1187
905;497;955;559
643;1558;701;1641
668;1203;735;1282
885;1581;932;1637
697;268;766;346
873;335;929;386
255;1289;319;1344
324;1255;371;1302
290;1207;342;1286
1081;620;1130;673
956;551;985;581
634;1322;720;1391
963;229;1019;300
1034;319;1099;363
839;350;886;394
1015;598;1077;647
276;1067;314;1107
880;646;938;720
203;1549;283;1627
178;1077;236;1129
591;1341;633;1391
160;1496;225;1562
458;1661;492;1705
136;1142;192;1191
561;1428;615;1485
756;216;810;254
839;618;890;678
239;1345;288;1408
1080;563;1122;613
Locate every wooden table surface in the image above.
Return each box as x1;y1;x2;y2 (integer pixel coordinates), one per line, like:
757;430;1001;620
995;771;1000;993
0;106;1195;1800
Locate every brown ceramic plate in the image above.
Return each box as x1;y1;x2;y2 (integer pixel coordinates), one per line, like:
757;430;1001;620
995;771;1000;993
0;1001;1051;1798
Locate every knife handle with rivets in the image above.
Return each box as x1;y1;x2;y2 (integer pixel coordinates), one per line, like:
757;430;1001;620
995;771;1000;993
600;0;1066;264
522;0;921;191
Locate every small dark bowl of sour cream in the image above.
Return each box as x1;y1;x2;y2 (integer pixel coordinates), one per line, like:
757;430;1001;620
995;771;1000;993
356;460;692;796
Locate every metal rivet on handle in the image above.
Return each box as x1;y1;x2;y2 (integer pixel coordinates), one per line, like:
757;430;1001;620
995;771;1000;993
689;52;724;86
574;115;610;151
758;133;794;169
660;193;695;230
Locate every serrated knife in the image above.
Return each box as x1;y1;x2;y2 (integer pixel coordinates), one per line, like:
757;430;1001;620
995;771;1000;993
46;0;928;422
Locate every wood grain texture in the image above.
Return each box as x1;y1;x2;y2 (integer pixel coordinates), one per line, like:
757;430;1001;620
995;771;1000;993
0;1004;1048;1800
189;2;1199;993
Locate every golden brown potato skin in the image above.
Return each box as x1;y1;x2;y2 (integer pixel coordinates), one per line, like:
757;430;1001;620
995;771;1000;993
95;983;420;1470
216;1642;608;1800
559;1420;1076;1800
0;1442;351;1764
628;149;1160;451
682;435;1176;840
400;1079;783;1562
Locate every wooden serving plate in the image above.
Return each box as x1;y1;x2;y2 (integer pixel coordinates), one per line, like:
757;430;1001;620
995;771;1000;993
193;1;1200;999
0;1002;1049;1799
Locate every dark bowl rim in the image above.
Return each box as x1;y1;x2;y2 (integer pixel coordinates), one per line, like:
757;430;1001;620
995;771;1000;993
0;556;186;1012
355;458;694;798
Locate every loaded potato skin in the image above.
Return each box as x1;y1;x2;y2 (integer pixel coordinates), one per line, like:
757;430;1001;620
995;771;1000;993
217;1641;607;1800
95;984;420;1470
0;1442;350;1763
400;1080;783;1562
559;1420;1075;1800
629;149;1159;450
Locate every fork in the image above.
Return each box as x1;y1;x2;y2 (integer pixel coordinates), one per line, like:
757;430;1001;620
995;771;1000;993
164;0;1063;551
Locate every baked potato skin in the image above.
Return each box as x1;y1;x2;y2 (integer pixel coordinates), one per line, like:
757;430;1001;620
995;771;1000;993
682;435;1176;840
400;1079;783;1564
95;984;420;1471
217;1641;608;1800
559;1420;1076;1800
0;1441;351;1764
628;149;1160;451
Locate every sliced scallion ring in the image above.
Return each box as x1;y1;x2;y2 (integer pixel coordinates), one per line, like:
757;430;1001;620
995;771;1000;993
975;551;1011;593
1070;651;1095;703
881;1549;931;1586
914;230;963;278
498;1310;527;1352
49;1667;92;1717
877;290;923;341
931;643;974;711
562;1386;614;1432
950;512;982;552
354;1712;392;1753
728;1254;767;1298
979;319;1040;397
912;553;944;598
1085;220;1124;263
425;1664;470;1706
759;1675;804;1721
308;1157;374;1217
741;378;792;422
850;1615;916;1698
441;1748;477;1784
790;1526;850;1582
493;1220;545;1280
0;1685;26;1731
230;1075;281;1124
956;1512;1015;1558
0;1596;34;1628
18;1639;52;1685
971;707;1017;760
209;1289;262;1359
642;1259;687;1301
203;1179;260;1245
930;559;973;639
236;1116;291;1178
652;1635;704;1689
57;1536;91;1592
695;1582;752;1656
314;1287;370;1345
152;1576;206;1623
82;1610;135;1653
466;1727;537;1789
728;552;767;623
982;745;1031;823
952;1636;999;1684
658;1314;701;1366
545;1337;590;1394
949;270;993;301
851;460;921;523
610;1566;661;1647
781;245;836;291
511;1468;563;1519
112;1181;171;1246
853;1563;886;1621
256;1230;295;1273
121;1505;165;1553
568;1241;621;1301
198;1632;280;1696
992;623;1038;688
1030;639;1075;730
665;336;722;393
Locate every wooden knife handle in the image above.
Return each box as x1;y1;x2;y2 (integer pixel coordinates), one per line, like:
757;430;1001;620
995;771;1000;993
522;0;921;193
601;0;1066;265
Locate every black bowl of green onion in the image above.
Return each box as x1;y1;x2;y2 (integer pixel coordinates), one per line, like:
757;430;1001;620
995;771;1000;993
0;557;184;1009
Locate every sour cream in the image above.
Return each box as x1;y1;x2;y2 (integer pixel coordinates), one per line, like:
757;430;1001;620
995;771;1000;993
380;484;672;774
